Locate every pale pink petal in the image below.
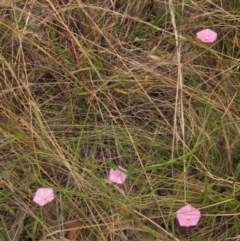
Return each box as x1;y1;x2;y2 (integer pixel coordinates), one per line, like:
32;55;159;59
33;195;46;206
176;204;201;227
117;166;127;182
108;166;127;184
33;187;55;206
109;169;117;183
45;192;54;202
196;28;217;43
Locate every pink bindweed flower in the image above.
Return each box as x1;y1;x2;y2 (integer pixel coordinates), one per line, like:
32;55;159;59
196;28;217;43
176;204;201;227
33;187;55;206
109;166;127;184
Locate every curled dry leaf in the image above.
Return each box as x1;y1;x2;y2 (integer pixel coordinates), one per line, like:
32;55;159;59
64;220;90;241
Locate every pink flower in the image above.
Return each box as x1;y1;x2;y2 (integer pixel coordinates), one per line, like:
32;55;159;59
176;204;201;227
33;187;55;206
196;28;217;43
109;166;127;184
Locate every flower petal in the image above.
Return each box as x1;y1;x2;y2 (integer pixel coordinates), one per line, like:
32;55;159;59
176;204;201;227
196;28;217;43
108;167;127;184
33;187;55;206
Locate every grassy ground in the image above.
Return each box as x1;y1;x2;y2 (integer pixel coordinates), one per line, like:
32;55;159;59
0;0;240;240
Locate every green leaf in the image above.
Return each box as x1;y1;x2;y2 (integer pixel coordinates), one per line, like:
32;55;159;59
2;204;15;216
232;164;240;193
0;229;10;241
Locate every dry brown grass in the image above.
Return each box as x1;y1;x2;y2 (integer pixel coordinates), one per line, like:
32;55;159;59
0;0;240;240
